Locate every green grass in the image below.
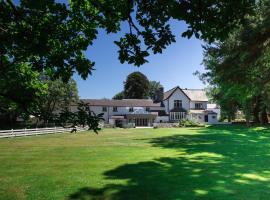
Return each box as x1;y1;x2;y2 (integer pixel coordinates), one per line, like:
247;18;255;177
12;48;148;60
1;126;270;200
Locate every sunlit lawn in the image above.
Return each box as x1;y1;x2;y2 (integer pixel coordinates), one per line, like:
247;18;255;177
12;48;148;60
1;125;270;200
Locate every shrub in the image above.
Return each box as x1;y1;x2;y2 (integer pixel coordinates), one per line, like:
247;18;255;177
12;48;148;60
179;119;202;127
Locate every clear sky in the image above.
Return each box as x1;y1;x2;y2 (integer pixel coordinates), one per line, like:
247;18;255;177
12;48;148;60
75;20;206;99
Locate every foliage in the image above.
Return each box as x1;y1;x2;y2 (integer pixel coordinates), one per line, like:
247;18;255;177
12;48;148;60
179;118;202;127
70;0;255;66
197;0;270;125
38;76;79;124
0;62;47;126
148;81;163;101
124;72;150;99
113;79;163;100
112;91;125;100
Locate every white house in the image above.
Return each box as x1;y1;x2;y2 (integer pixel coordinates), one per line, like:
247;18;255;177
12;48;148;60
78;86;219;127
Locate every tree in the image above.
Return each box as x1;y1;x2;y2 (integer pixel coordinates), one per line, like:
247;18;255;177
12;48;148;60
112;91;125;100
197;0;270;125
124;72;149;99
0;62;47;127
148;81;163;101
38;76;79;125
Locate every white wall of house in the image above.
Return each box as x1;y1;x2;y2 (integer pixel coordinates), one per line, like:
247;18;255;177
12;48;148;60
89;106;156;123
163;99;169;113
165;88;190;113
208;114;218;124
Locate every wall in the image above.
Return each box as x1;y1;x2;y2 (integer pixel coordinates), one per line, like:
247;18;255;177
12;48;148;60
166;88;190;112
90;106;154;123
208;114;218;124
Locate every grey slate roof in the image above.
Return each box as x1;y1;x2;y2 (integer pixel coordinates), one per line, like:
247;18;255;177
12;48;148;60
163;86;208;102
163;86;178;100
182;89;208;101
81;99;161;107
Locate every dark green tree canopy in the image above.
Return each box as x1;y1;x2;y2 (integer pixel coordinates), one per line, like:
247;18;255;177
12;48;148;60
197;0;270;124
112;91;125;100
124;72;149;99
148;81;163;101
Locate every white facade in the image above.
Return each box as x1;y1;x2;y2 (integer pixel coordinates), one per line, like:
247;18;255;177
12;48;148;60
164;88;190;113
77;86;220;126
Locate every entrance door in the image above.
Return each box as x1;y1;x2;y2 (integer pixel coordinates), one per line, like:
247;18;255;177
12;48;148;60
115;120;122;127
204;115;208;122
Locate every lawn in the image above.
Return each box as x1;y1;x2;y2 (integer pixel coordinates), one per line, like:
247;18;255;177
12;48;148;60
1;126;270;200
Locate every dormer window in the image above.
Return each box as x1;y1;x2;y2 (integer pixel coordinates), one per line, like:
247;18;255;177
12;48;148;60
195;103;203;109
174;100;182;108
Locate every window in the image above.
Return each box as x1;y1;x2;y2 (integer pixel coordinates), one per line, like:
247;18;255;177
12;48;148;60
212;116;216;119
113;106;118;112
170;112;186;120
146;107;150;112
195;103;203;109
174;100;182;108
102;107;107;112
129;107;134;112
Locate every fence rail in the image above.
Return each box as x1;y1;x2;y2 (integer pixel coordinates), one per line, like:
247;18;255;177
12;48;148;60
0;126;88;138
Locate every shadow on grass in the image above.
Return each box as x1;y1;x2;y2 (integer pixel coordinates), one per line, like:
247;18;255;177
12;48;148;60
68;125;270;200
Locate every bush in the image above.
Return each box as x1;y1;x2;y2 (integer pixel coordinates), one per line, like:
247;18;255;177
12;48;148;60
179;119;203;127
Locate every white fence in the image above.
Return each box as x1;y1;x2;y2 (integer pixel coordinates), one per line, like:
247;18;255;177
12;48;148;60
0;126;88;138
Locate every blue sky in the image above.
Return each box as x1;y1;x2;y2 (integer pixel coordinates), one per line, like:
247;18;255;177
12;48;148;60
75;20;206;99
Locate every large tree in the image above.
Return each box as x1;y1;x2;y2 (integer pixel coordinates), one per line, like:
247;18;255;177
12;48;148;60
124;72;149;99
197;0;270;125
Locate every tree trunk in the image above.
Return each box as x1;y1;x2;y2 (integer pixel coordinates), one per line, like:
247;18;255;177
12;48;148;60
260;108;268;125
253;101;260;123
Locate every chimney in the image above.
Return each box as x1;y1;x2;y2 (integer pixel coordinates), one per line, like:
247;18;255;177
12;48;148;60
154;87;164;103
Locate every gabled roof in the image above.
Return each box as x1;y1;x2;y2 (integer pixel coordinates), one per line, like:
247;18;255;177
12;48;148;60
163;86;208;102
163;86;191;100
81;99;161;107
